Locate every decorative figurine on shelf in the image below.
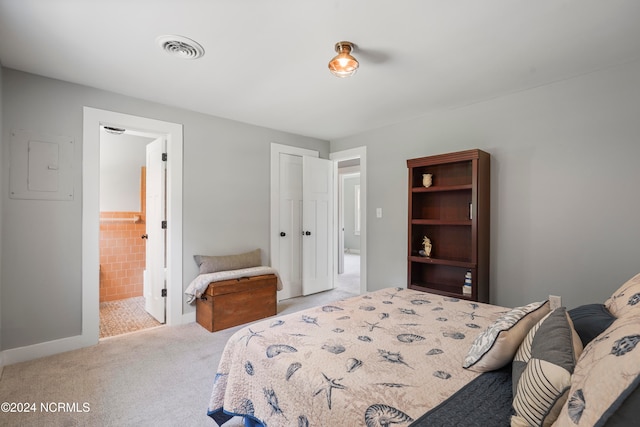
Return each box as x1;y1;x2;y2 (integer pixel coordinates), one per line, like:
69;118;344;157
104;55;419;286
463;271;472;295
422;174;433;188
419;236;432;257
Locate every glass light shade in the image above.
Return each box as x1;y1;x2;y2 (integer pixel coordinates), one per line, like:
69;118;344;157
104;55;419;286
328;42;359;78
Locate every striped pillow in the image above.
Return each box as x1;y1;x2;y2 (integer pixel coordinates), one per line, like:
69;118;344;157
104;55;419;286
512;308;583;427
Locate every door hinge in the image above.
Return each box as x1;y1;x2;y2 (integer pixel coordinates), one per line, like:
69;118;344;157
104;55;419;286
162;153;167;161
161;289;167;297
161;220;167;229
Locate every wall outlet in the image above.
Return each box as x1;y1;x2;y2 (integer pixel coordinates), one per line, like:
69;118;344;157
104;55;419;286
549;295;562;310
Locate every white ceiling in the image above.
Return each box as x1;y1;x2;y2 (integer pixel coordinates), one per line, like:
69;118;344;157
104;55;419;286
1;0;639;140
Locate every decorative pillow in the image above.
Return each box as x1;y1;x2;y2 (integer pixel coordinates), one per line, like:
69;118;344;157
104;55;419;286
604;272;640;318
512;308;583;427
568;304;616;347
463;300;550;372
552;315;640;427
194;249;261;274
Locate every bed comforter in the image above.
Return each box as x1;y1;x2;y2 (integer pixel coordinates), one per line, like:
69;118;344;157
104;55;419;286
208;287;508;427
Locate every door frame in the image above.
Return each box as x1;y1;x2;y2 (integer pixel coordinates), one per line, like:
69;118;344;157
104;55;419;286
82;107;183;346
331;147;367;294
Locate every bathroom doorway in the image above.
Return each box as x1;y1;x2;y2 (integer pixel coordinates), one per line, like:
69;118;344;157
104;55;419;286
83;107;183;346
98;126;164;338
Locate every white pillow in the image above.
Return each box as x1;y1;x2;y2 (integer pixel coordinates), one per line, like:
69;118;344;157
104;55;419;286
463;300;550;372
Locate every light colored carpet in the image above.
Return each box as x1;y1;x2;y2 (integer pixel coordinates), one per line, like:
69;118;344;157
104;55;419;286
100;296;162;339
335;253;361;294
0;287;358;427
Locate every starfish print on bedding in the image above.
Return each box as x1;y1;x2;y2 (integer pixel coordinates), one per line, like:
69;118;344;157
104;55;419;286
456;310;486;321
239;328;264;346
313;373;346;410
384;291;400;299
363;321;383;332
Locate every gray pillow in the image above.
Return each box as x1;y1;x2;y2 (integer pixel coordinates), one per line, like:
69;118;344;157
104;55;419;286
512;308;583;426
568;304;616;347
194;249;261;274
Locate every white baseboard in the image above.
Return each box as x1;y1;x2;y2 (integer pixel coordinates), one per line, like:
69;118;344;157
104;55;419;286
182;311;196;324
1;313;196;367
1;334;97;366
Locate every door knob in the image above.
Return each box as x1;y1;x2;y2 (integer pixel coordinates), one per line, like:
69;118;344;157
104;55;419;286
141;234;148;239
280;232;286;237
305;231;311;236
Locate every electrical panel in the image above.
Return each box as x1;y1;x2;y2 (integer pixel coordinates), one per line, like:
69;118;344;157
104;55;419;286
9;130;74;201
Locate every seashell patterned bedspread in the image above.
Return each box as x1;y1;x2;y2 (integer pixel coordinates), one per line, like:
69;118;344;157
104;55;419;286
208;287;508;427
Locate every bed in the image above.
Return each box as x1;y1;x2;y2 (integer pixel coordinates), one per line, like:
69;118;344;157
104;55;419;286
207;287;511;426
207;274;640;427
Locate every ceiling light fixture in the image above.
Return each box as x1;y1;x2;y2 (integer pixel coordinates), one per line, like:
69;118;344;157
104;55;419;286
328;41;359;78
156;35;205;60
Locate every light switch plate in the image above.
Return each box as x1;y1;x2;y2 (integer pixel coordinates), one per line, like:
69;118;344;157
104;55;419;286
549;295;562;310
376;208;382;218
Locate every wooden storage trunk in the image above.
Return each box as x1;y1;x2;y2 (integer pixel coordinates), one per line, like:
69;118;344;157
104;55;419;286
196;274;277;332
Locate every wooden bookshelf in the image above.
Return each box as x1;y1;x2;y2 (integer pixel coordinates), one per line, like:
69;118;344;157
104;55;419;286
407;149;490;302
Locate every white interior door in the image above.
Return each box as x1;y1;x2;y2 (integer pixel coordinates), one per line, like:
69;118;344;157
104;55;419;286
277;153;303;300
302;156;334;295
144;137;166;323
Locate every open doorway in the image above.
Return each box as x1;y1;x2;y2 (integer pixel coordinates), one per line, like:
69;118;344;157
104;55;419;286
331;146;367;295
335;160;361;294
82;107;183;347
98;126;164;338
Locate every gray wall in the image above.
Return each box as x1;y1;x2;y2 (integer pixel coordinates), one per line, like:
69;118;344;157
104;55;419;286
332;60;640;309
3;58;640;352
343;175;361;251
0;68;328;351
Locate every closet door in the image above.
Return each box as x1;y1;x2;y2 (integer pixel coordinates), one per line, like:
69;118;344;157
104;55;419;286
277;153;303;300
302;156;334;295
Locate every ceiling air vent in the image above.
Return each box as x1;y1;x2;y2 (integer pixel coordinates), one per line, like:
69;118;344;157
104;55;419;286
102;126;126;135
156;35;205;60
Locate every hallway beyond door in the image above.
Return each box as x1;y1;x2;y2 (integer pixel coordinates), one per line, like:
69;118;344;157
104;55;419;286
336;253;360;294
